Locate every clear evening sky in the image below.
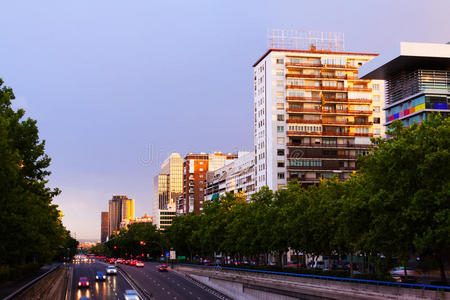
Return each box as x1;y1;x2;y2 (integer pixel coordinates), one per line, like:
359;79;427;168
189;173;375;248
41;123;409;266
0;1;449;240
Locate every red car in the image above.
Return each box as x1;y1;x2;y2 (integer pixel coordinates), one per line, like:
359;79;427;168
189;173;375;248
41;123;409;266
78;277;90;288
158;264;169;272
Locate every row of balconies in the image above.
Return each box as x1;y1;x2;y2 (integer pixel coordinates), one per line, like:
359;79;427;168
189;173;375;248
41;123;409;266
286;142;370;149
288;153;357;160
285;73;370;81
286;84;372;92
286;108;372;115
286;119;373;126
287;165;358;170
286;131;374;137
285;96;372;104
285;62;358;69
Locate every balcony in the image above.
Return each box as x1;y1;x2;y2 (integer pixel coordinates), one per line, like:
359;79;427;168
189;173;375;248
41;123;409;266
347;87;372;92
323;98;348;103
287;119;373;126
286;85;322;90
286;96;321;102
288;153;357;160
286;119;322;124
321;86;347;91
348;110;371;115
286;62;323;68
287;142;370;149
322;120;373;126
286;131;373;137
347;98;372;104
286;107;322;113
286;73;347;80
287;165;357;171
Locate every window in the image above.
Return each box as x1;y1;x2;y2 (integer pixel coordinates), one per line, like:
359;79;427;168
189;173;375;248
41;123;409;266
276;80;284;87
277;137;285;144
373;106;380;112
374;128;381;135
277;149;285;156
277;161;285;168
199;168;204;171
373;95;380;102
276;91;284;99
277;126;284;132
374;117;381;124
276;59;284;64
277;114;284;121
276;103;284;110
372;84;380;91
277;172;285;179
276;69;284;76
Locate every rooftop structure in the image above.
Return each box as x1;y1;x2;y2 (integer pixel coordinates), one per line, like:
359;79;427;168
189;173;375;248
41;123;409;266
359;42;450;126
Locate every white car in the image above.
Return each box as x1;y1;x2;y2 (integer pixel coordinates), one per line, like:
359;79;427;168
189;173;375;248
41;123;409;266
124;289;140;300
135;261;144;267
106;266;117;275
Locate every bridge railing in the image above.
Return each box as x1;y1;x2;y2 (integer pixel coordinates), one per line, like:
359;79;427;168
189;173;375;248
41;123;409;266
177;263;450;292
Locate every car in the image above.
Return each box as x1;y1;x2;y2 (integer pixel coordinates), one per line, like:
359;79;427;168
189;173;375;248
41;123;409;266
106;265;117;275
77;277;90;288
157;264;168;272
389;267;418;282
135;261;144;267
129;260;137;266
124;289;140;300
95;271;106;281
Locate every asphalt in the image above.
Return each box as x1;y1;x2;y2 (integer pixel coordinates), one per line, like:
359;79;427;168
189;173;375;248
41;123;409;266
70;261;133;300
69;260;222;300
117;261;221;300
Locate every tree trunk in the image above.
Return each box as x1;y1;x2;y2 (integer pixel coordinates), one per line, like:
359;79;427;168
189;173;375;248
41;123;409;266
437;254;447;283
350;252;354;276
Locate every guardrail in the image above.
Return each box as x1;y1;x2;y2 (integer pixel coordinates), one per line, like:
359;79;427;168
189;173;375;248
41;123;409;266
177;263;450;292
3;263;62;300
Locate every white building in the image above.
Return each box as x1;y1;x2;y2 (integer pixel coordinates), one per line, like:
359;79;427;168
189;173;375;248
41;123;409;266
253;30;385;191
204;151;255;201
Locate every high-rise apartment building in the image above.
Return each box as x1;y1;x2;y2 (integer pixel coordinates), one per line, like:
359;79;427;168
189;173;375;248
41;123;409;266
359;42;450;126
100;211;109;243
108;195;134;236
153;153;183;229
253;30;385;190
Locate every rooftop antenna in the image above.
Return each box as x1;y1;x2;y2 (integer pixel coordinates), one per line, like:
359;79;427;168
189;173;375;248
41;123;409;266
268;29;345;52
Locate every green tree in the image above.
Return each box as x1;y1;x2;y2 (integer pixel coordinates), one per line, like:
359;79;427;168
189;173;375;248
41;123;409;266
359;114;450;282
0;78;66;267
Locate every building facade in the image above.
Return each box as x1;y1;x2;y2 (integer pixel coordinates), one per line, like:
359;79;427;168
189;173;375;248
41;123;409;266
100;211;109;243
183;153;209;214
359;42;450;126
108;195;134;236
253;45;385;191
204;151;255;201
120;214;153;229
181;152;238;214
153;153;183;229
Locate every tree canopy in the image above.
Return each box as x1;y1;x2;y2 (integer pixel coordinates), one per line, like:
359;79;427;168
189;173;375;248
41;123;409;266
0;78;77;267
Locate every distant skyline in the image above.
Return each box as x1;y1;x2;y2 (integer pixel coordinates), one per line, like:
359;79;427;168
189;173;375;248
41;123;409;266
1;0;449;240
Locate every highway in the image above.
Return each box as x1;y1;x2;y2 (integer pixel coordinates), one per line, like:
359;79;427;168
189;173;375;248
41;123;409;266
69;260;222;300
70;261;134;300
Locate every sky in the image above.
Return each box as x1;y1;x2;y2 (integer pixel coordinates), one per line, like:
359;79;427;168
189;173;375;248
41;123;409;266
0;0;449;241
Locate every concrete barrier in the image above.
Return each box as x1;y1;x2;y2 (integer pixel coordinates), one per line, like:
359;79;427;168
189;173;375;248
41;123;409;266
13;266;70;300
174;265;450;300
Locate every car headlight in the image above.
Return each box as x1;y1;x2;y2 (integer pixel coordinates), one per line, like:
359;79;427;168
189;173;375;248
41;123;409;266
96;276;99;279
78;283;81;286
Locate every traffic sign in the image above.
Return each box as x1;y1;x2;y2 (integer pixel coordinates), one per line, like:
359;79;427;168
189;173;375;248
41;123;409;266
165;252;170;258
170;250;176;260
